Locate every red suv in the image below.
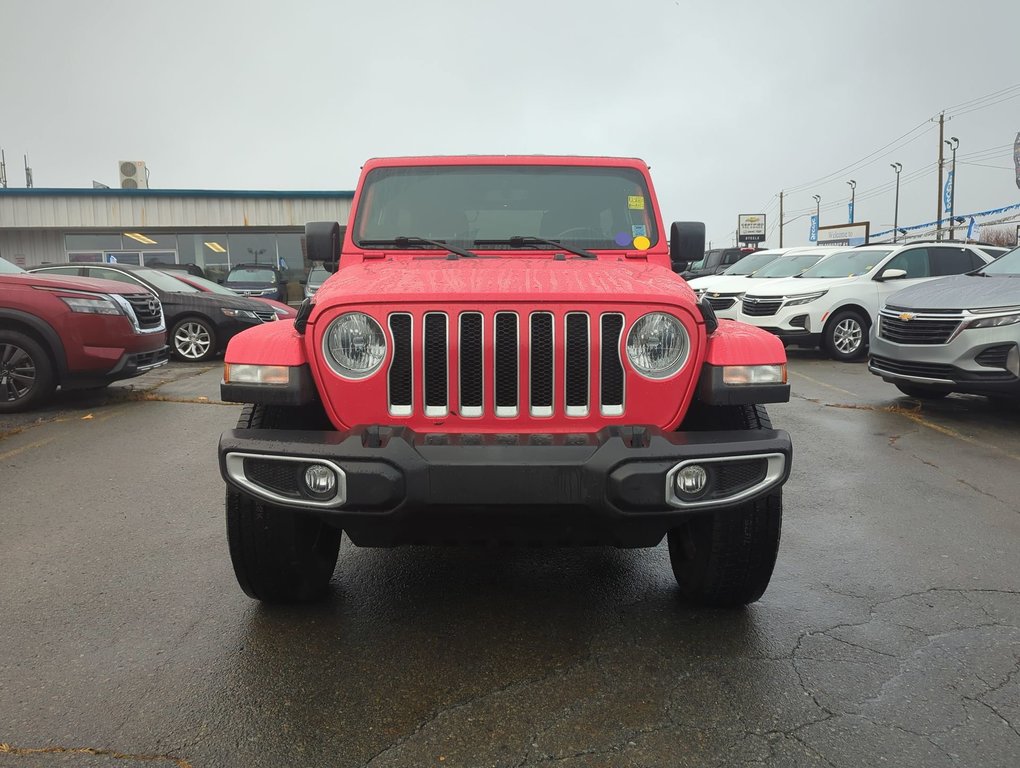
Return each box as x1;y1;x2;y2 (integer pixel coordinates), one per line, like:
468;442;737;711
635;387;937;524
0;258;169;412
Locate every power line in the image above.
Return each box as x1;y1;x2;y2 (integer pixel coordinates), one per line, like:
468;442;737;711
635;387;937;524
951;91;1020;118
944;83;1020;114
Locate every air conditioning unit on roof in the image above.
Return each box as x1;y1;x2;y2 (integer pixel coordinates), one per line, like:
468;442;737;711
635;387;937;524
118;161;148;189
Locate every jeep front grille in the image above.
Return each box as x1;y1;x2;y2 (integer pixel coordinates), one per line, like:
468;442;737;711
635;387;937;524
387;310;627;419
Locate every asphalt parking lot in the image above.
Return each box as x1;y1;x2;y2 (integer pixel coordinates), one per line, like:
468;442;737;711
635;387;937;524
1;353;1018;768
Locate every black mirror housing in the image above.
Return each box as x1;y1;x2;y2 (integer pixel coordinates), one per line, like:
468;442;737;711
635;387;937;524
669;221;705;274
305;221;346;274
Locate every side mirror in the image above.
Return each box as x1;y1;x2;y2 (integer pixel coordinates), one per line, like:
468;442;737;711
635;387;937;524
305;221;346;274
669;221;705;274
877;268;907;281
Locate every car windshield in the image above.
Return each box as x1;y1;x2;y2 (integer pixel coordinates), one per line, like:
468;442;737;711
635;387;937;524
754;253;828;278
168;272;236;295
353;165;658;251
798;249;892;278
134;267;200;292
977;245;1020;276
227;268;278;284
0;258;25;274
307;266;330;284
721;252;779;275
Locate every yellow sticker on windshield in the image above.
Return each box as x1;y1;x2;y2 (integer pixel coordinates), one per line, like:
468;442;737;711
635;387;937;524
628;195;645;210
633;235;651;251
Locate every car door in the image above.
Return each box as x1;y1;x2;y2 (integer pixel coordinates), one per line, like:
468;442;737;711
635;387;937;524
873;248;933;316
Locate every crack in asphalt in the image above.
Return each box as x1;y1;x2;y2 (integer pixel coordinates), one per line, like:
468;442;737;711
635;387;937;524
0;743;193;767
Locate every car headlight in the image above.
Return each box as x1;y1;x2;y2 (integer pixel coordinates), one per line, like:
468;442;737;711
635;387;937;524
60;295;123;315
324;312;387;379
221;308;259;320
626;312;690;379
965;313;1020;329
784;290;828;306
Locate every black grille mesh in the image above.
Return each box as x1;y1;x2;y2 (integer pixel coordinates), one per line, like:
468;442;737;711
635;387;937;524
124;293;163;329
741;298;782;317
711;460;768;497
459;313;483;409
389;314;412;408
975;345;1011;368
870;355;954;379
245;458;300;496
424;313;448;409
565;314;589;409
600;314;624;408
879;315;960;345
530;313;554;409
495;313;518;409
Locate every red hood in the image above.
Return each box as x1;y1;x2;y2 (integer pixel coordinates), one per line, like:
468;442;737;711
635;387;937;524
3;272;153;296
313;258;694;308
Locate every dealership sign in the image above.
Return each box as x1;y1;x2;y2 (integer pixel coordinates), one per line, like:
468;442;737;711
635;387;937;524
816;222;870;246
738;214;767;243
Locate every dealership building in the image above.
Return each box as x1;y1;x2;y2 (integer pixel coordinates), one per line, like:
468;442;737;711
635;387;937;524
0;187;354;302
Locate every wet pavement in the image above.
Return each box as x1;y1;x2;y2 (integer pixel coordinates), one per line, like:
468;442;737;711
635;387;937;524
1;352;1018;767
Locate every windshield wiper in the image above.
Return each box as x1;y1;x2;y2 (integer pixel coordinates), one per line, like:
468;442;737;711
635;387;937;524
360;236;478;259
474;236;597;260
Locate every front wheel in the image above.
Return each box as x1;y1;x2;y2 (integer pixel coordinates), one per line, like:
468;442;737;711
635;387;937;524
171;317;217;362
0;330;56;413
824;310;869;361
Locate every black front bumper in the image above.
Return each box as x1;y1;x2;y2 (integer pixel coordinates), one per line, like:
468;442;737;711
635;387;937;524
63;346;170;390
219;425;792;547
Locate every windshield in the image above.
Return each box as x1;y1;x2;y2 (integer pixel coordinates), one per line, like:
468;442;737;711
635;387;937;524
0;258;25;274
307;266;330;284
722;252;779;275
167;272;236;295
754;253;828;278
979;245;1020;276
226;268;278;284
353;165;658;251
798;249;892;278
134;267;200;292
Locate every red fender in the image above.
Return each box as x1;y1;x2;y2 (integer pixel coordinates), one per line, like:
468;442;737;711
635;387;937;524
224;321;308;367
703;320;787;366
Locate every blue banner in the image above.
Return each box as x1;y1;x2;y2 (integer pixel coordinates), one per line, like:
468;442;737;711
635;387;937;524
809;215;818;242
871;201;1020;238
943;171;954;214
848;202;854;223
966;217;976;240
1014;132;1019;190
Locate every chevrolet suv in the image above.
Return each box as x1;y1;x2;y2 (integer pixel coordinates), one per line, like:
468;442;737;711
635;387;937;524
1;258;168;412
869;245;1020;401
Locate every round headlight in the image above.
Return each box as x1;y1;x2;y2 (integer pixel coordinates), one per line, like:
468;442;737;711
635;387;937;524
323;312;387;379
626;312;689;379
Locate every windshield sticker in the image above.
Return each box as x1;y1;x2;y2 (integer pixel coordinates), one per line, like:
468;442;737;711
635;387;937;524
631;224;647;237
614;231;631;246
632;235;651;251
627;195;645;210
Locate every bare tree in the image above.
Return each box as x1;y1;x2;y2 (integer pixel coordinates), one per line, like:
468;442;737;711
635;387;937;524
979;226;1018;247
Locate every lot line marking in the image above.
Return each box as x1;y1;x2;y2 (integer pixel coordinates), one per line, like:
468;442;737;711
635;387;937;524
0;438;54;462
0;743;193;767
789;369;858;398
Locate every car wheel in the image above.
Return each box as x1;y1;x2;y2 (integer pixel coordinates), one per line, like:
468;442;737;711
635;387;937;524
225;404;342;603
895;383;951;400
0;330;56;414
670;403;782;607
824;310;869;361
171;317;216;362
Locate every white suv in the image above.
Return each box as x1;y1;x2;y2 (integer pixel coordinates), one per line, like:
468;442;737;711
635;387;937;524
734;242;994;361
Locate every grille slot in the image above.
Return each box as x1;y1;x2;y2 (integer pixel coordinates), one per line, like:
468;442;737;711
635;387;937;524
975;345;1011;368
123;293;163;329
879;313;960;345
244;458;300;497
565;313;590;416
388;314;413;416
870;355;954;380
252;308;278;323
705;296;736;311
741;297;783;317
530;313;554;417
600;314;624;415
459;313;483;417
494;312;519;417
424;313;448;417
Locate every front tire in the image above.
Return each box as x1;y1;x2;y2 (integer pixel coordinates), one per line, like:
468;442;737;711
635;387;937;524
670;403;783;607
824;309;869;361
0;330;56;413
171;317;217;362
225;404;342;603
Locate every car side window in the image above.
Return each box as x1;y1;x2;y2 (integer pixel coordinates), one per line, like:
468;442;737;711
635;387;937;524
929;247;978;276
86;267;145;287
883;248;930;278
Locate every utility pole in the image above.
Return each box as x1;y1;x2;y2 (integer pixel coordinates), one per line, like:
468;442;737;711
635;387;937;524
24;155;33;188
0;149;7;188
779;190;784;247
945;137;959;239
891;163;902;243
935;111;945;241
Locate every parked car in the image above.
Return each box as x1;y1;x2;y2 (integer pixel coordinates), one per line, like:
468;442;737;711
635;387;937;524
302;264;330;299
146;261;208;279
1;257;168;412
869;244;1020;401
679;247;759;280
688;247;838;319
734;242;995;361
223;264;288;302
163;272;297;319
28;263;276;362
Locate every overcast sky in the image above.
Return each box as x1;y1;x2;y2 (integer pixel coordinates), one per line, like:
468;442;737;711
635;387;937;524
2;0;1018;247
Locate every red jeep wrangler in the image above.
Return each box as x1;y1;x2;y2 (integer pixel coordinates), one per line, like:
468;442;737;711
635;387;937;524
218;156;792;607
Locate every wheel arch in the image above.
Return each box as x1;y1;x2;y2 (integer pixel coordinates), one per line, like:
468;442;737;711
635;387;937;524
0;309;67;382
823;302;872;333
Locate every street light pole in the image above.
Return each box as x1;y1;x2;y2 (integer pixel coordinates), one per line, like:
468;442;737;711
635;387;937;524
847;179;856;223
891;163;902;243
945;137;959;239
812;195;821;241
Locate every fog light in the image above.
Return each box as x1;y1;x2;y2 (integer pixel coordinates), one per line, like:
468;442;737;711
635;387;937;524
303;464;336;496
675;465;708;496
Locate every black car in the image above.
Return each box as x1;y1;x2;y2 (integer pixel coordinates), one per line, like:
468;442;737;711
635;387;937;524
223;264;288;302
679;247;759;279
28;263;276;362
